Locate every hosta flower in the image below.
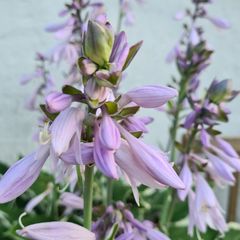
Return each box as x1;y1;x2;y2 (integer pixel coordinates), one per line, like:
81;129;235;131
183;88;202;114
17;221;95;240
188;175;227;235
0;144;49;203
45;92;73;113
119;85;178;108
177;158;192;201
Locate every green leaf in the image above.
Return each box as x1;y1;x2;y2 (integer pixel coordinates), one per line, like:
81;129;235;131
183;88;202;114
104;101;118;115
62;85;84;96
40;104;58;121
119;106;140;117
123;41;143;70
130;131;143;138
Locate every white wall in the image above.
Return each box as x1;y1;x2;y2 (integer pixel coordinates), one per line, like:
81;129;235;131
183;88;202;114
0;0;240;218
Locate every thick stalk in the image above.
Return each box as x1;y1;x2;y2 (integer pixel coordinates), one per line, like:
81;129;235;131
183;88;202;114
83;165;94;230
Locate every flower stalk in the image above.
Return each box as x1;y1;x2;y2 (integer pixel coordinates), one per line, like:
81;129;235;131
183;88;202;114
83;165;94;230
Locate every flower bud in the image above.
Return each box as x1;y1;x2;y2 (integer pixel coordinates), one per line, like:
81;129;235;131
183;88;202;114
85;78;110;108
83;20;114;67
208;79;232;104
78;58;97;76
45;92;73;113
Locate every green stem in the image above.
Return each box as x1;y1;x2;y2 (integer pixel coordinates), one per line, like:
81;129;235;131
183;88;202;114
83;165;94;230
106;178;113;205
76;165;83;194
51;182;58;220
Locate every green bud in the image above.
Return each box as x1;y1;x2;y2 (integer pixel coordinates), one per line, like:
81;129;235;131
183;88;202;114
208;79;232;103
83;20;114;67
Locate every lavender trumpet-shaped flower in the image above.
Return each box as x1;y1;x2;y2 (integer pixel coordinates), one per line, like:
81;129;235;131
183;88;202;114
17;221;95;240
0;144;49;203
188;175;228;235
45;92;73;113
119;85;178;108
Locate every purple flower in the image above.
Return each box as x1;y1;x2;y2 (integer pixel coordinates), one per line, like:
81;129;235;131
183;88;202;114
215;137;239;158
0;144;49;203
25;183;53;213
119;85;178;108
60;192;84;210
206;16;230;29
110;31;130;72
188;174;228;235
93;123;119;179
118;124;185;190
99;113;121;150
189;27;200;46
177;159;192;201
200;128;210;147
17;221;95;240
45;92;73;113
206;151;235;185
50;107;85;157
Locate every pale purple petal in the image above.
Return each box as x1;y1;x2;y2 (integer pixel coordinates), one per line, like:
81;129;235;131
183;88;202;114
93;124;119;179
0;144;49;203
60;141;94;165
25;183;53;213
209;144;240;171
118;124;185;189
17;221;95;240
50;107;85;156
99;114;121;150
60;192;84;209
215;137;239;158
46;92;73;113
189;27;200;46
200;128;210;147
146;229;170;240
207;16;230;29
120;85;178;108
116;140;166;190
206;151;235;184
177;160;192;201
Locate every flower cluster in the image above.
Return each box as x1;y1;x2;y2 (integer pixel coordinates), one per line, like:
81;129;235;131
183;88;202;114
166;0;239;236
1;16;184;239
93;201;170;240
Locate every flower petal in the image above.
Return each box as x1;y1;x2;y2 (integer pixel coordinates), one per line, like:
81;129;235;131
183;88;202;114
17;221;95;240
50;107;84;156
0;144;49;203
119;85;178;108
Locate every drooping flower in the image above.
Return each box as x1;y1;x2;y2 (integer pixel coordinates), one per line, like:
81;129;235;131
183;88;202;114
50;107;85;157
177;158;192;201
188;174;228;235
0;144;49;203
119;85;178;108
17;221;95;240
45;92;73;113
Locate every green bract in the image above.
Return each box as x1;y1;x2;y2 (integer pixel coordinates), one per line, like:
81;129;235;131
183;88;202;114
83;20;114;67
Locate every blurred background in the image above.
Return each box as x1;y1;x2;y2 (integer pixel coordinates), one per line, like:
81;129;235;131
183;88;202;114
0;0;240;219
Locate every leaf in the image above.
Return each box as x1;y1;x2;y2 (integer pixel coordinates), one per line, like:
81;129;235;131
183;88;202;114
130;131;143;138
62;85;84;96
104;102;118;115
123;41;143;70
40;105;59;121
119;106;140;117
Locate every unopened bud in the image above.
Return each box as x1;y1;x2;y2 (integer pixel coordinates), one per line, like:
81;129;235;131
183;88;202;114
45;92;72;113
83;20;114;67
